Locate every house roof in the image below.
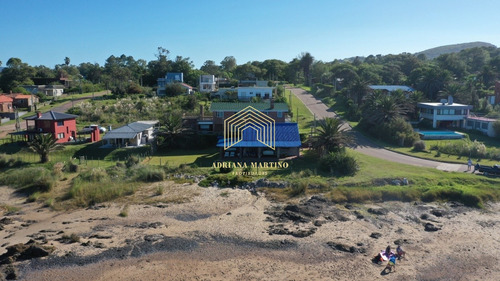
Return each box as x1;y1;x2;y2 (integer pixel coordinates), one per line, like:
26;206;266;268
180;83;193;89
24;111;78;121
0;95;13;103
210;102;288;112
216;123;301;148
102;121;158;140
417;102;472;109
369;85;415;92
13;94;34;100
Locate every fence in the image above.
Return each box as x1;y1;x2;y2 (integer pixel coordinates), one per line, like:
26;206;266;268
1;151;154;168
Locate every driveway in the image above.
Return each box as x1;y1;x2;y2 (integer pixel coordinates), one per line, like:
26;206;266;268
286;87;467;172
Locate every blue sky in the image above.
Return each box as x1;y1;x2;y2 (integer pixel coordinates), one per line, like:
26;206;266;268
1;0;499;69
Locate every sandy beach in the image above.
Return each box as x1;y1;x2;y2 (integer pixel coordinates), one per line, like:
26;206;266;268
1;182;499;280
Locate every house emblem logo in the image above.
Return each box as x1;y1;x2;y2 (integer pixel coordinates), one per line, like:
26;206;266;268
223;106;275;150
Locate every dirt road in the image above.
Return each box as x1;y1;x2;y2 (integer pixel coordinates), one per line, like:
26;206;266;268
286;87;467;172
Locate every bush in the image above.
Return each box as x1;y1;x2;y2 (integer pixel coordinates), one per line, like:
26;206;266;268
125;156;140;168
69;181;138;207
132;165;165;182
0;167;55;193
0;154;22;169
77;168;108;182
413;140;426;152
64;160;79;173
319;151;358;176
288;182;307;197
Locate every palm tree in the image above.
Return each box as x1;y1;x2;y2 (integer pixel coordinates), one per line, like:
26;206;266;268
363;92;410;125
349;78;371;105
28;134;63;163
311;117;352;156
155;113;182;148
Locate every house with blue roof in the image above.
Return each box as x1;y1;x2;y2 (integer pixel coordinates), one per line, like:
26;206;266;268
368;85;415;98
217;122;301;158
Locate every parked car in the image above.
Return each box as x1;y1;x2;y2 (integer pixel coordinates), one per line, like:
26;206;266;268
84;124;107;133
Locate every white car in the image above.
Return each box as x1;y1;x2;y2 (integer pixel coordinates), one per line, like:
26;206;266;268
84;124;107;133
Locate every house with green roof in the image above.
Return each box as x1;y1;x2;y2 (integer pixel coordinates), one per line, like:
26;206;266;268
210;100;288;132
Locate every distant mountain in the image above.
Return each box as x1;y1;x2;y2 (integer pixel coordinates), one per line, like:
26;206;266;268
415;42;496;60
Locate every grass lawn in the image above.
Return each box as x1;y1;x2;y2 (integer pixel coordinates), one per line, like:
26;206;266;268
378;136;500;166
263;148;500;207
285;89;314;134
143;147;219;168
0;141;151;167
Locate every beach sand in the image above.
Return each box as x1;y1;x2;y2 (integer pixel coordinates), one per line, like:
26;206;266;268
1;182;499;280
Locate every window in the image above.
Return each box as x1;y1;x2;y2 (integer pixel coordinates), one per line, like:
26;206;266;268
467;120;473;127
481;122;488;129
57;133;64;139
57;121;64;126
216;112;224;118
277;111;283;118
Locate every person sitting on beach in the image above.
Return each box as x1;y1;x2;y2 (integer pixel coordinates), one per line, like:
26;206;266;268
385;245;391;257
396;245;405;260
385;254;397;273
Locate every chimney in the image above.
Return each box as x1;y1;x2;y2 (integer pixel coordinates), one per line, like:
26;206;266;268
447;95;453;105
37;111;42;118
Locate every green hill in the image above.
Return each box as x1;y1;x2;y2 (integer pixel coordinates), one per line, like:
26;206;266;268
416;41;496;60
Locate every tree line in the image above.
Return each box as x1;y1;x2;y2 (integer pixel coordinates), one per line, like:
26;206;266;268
1;46;500;107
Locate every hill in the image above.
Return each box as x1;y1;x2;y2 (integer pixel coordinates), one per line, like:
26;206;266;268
416;41;496;60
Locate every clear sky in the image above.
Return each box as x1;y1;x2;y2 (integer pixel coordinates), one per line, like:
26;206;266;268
1;0;499;69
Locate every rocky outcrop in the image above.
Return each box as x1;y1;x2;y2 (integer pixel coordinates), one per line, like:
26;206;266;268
0;240;54;265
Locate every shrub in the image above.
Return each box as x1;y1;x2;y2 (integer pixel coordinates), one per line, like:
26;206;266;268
119;205;129;217
63;160;79;173
125;156;140;168
413;140;426;152
69;181;138;207
319;151;358;176
0;167;55;193
132;165;165;182
77;168;108;182
0;154;22;169
155;185;164;196
288;182;307;197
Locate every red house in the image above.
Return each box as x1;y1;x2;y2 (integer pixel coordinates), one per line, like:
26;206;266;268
0;95;14;112
23;111;78;143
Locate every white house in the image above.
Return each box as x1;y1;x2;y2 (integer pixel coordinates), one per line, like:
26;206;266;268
237;86;274;101
465;116;497;137
22;85;64;97
200;75;217;93
157;72;189;96
418;97;472;128
102;120;158;146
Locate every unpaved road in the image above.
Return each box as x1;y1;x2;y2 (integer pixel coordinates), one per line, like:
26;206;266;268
286;87;467;172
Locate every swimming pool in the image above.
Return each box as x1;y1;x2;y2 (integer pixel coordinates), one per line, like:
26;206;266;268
417;130;465;140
